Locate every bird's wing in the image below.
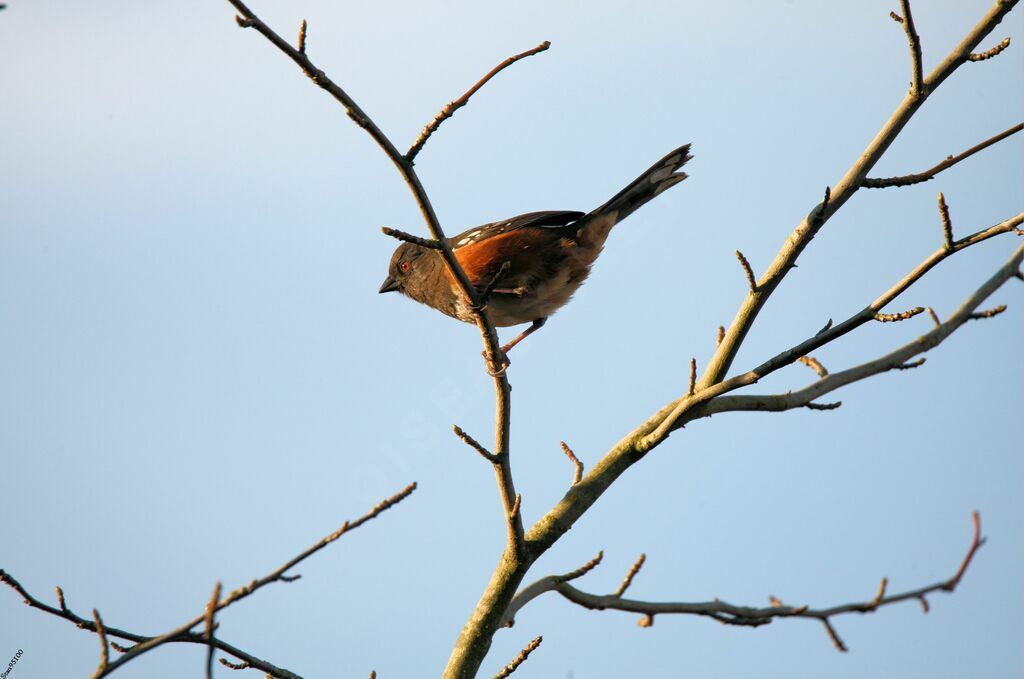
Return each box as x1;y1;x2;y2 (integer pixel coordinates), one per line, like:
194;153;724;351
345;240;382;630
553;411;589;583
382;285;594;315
449;211;582;291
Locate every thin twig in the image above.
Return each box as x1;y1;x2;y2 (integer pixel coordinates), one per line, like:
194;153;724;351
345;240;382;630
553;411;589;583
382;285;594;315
869;577;889;609
688;358;697;396
896;357;927;370
219;658;250;670
968;36;1011;60
205;582;222;679
735;250;757;292
560;441;584;485
615;554;647;597
454;425;499;463
822;618;848;652
407;41;551;162
945;511;986;590
509;494;522;521
561;552;604;582
938;193;954;249
805;401;842;411
812;186;832;227
380;226;442;249
926;306;941;327
874;306;925;322
898;0;924;95
475;261;512;310
492;636;542;679
91;609;109;678
967;304;1006;320
797;356;829;378
862;122;1023;188
297;19;307;54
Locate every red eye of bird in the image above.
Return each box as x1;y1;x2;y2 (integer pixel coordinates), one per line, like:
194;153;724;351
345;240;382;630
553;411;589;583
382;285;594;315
399;261;411;273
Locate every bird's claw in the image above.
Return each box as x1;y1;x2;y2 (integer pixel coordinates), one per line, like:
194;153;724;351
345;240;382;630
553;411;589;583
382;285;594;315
484;348;511;377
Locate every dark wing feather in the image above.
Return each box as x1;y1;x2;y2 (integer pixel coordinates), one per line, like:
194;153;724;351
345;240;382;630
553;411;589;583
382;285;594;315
448;211;584;249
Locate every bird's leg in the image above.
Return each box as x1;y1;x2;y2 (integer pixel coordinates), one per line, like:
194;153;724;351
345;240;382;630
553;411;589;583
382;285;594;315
482;318;548;376
501;317;547;355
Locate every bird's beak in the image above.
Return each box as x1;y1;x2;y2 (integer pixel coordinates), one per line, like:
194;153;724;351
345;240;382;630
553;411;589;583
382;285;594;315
378;275;401;294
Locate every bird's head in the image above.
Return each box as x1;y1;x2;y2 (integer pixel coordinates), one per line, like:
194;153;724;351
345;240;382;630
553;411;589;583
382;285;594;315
379;242;429;295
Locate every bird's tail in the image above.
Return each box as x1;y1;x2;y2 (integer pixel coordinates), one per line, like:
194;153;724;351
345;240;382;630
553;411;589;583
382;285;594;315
576;143;692;251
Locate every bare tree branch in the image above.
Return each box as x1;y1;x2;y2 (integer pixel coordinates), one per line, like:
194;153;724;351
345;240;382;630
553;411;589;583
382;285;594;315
735;249;757;292
677;241;1016;421
381;226;442;249
91;609;109;679
492;636;542;679
455;425;499;463
696;0;1017;394
296;19;307;54
501;551;604;627
544;513;984;652
559;441;584;486
897;358;927;371
797;356;829;378
968;304;1007;320
2;482;417;678
938;192;955;249
692;244;1023;419
407;41;551;162
226;1;510;379
476;261;514;311
874;306;925;322
219;658;251;671
205;582;222;679
969;35;1011;60
897;0;924;96
614;554;647;598
522;212;1021;613
862;122;1023;188
509;494;522;522
212;3;1020;677
223;8;533;670
644;211;1023;447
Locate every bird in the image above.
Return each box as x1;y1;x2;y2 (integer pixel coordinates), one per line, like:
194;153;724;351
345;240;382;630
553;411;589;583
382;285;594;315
379;143;692;361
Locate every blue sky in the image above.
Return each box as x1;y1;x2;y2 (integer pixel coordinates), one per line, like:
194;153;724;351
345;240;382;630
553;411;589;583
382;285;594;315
1;1;1021;677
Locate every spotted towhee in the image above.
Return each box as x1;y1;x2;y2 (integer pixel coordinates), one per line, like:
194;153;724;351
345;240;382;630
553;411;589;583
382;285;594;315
379;143;692;355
